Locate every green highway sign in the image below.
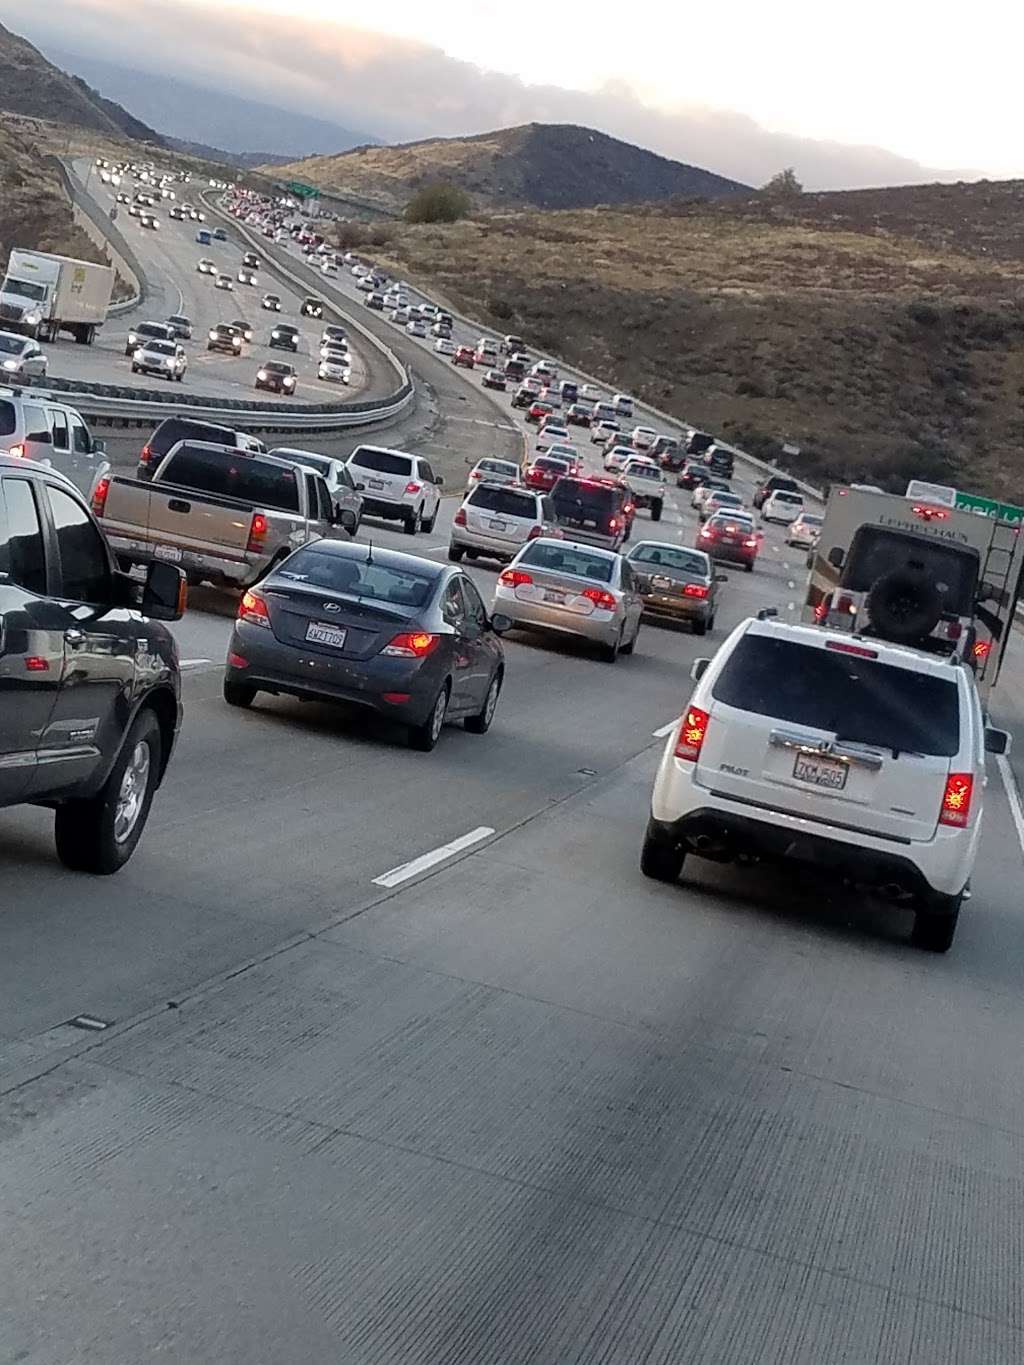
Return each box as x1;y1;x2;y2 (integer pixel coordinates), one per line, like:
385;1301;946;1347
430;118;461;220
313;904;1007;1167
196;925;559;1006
954;491;1024;524
286;181;320;199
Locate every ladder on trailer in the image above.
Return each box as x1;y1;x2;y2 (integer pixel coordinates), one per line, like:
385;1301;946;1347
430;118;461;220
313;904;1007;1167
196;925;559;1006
976;519;1024;688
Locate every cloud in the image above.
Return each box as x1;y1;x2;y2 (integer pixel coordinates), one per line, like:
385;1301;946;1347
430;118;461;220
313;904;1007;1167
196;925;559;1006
7;0;976;189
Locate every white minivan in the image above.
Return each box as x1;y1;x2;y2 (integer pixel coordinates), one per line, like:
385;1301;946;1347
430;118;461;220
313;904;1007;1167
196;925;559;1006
641;615;1010;952
346;444;443;535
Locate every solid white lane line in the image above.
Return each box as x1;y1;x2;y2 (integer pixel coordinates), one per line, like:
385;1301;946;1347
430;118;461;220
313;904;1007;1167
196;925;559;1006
996;755;1024;858
372;826;496;888
652;718;680;739
180;658;212;668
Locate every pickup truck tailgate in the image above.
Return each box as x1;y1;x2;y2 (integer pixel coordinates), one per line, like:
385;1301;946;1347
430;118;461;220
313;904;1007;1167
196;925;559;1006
101;477;253;562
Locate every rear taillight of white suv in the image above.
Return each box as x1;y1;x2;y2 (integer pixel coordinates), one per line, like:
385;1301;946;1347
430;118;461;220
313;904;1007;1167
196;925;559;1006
939;773;974;828
674;706;710;762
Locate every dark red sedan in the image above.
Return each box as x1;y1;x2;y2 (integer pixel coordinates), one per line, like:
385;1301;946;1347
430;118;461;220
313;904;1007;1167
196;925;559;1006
696;510;761;572
453;345;476;368
523;456;572;492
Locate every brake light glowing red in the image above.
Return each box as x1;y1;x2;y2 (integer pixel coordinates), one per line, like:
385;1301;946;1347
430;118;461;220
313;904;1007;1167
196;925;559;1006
453;508;467;526
973;639;992;660
825;640;878;659
813;599;828;621
24;656;49;671
90;476;111;516
246;512;268;553
527;524;543;539
683;583;708;599
674;706;710;762
744;537;758;548
228;652;249;668
406;481;422;495
582;587;616;610
499;568;533;588
939;773;974;828
139;443;153;464
912;504;950;521
381;631;440;658
609;518;619;531
238;589;270;627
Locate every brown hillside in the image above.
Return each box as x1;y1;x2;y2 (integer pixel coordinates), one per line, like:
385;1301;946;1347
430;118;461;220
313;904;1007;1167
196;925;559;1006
267;123;746;213
0;117;110;266
370;181;1024;498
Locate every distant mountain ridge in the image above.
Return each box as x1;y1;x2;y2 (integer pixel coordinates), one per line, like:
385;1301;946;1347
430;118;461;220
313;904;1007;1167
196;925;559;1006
267;122;749;212
0;21;162;143
31;47;380;161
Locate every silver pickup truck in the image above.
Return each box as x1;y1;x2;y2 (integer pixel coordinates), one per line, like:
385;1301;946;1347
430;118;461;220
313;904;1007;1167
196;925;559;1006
96;440;344;588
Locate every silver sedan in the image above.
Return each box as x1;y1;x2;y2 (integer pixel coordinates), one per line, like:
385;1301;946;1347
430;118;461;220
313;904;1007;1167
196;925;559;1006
492;537;643;662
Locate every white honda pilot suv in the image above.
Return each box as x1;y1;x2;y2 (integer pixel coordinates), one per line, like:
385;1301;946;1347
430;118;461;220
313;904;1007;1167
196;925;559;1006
641;616;1010;952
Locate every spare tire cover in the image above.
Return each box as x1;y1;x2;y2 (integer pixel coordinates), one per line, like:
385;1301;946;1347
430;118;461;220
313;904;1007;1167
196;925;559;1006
866;568;943;642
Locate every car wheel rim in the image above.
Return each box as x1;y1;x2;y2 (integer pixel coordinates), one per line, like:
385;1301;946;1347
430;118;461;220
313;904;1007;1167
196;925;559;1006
114;740;151;844
430;692;447;742
484;677;499;724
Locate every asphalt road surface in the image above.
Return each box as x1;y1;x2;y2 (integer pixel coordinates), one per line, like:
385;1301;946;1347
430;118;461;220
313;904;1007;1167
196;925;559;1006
3;180;1024;1365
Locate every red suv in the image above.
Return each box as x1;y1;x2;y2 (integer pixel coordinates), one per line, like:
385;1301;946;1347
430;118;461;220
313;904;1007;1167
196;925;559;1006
453;345;476;368
526;401;555;426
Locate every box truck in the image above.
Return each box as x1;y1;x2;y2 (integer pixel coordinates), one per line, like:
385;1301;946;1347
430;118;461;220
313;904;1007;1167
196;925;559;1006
0;250;114;344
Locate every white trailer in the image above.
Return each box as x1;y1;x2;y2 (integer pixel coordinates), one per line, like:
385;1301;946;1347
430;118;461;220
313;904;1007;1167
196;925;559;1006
0;250;114;345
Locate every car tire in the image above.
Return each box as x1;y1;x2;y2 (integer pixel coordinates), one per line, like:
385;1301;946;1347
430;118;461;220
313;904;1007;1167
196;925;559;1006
465;669;502;734
53;709;162;875
910;895;961;952
423;507;438;534
408;683;449;752
620;623;638;655
223;679;257;709
448;544;465;562
744;562;754;573
404;506;422;536
601;629;622;664
640;825;685;884
651;501;663;522
347;513;361;540
692;618;708;636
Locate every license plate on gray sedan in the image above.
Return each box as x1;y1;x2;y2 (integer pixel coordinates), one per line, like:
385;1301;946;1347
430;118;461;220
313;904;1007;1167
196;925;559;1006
305;621;347;649
793;753;847;790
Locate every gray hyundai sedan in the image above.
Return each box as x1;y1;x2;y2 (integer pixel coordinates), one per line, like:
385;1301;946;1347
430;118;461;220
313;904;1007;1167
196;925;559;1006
223;540;509;750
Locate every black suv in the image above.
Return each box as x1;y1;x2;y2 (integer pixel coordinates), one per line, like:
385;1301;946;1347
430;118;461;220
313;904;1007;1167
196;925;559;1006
207;323;244;355
753;474;800;510
125;321;174;357
0;457;184;872
269;324;300;352
137;416;265;480
704;444;735;479
550;476;628;551
300;297;323;319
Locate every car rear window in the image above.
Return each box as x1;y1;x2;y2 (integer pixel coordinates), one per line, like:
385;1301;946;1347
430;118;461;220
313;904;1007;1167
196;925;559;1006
775;491;803;504
0;400;16;437
161;444;300;512
552;479;620;514
520;541;615;583
711;492;742;506
625;463;661;481
348;447;413;476
630;545;709;577
534;458;571;474
278;546;436;608
151;417;236;458
477;460;518;478
712;634;961;757
469;487;537;517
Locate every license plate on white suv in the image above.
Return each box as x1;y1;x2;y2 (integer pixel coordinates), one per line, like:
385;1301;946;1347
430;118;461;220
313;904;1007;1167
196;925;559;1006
305;621;347;649
793;753;847;791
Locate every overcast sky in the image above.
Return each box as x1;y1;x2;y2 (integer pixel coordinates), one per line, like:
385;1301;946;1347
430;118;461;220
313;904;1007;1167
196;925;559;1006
8;0;1019;188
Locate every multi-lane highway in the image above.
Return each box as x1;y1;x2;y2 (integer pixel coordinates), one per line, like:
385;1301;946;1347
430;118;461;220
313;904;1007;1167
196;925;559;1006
3;170;1024;1365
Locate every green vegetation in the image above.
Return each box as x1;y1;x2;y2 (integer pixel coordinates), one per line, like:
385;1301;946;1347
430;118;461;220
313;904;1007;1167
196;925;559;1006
404;182;472;224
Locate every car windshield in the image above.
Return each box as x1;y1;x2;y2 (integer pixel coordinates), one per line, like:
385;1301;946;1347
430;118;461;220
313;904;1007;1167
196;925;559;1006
139;324;169;339
712;634;961;757
630;545;709;578
0;335;26;355
3;278;47;301
470;487;538;517
265;363;290;375
168;316;189;326
278;546;436;608
520;541;615;583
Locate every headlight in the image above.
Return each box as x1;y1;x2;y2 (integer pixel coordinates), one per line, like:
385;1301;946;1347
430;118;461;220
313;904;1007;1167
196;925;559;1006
128;334;138;345
165;358;176;367
208;330;217;340
2;359;19;371
232;339;242;349
284;377;295;387
134;348;145;359
257;370;268;380
271;331;280;339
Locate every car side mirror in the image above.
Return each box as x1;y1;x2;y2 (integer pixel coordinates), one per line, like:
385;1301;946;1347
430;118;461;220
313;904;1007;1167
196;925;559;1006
436;475;444;487
985;727;1011;756
827;546;845;569
91;437;106;455
715;573;728;582
690;657;710;682
354;481;365;492
141;561;187;622
490;612;513;635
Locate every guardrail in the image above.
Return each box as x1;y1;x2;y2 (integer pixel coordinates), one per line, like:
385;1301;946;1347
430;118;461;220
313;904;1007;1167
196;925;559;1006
53;157;148;315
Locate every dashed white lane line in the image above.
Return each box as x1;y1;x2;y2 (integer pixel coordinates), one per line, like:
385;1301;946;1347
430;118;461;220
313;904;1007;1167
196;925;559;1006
372;826;496;888
996;755;1024;859
652;718;680;739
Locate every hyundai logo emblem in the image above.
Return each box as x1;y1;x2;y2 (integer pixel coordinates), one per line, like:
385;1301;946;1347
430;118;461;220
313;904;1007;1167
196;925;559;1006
323;602;341;613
